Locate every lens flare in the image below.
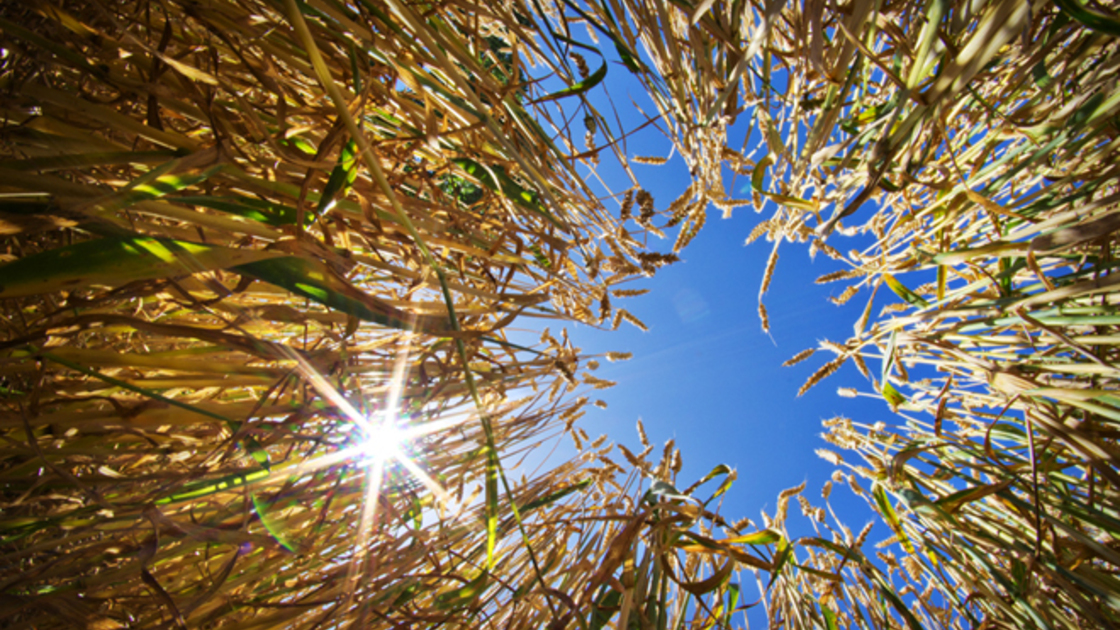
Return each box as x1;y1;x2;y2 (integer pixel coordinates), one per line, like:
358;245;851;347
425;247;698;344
246;336;463;612
354;415;407;466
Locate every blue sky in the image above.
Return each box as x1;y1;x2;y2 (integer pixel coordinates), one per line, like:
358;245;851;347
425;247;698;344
542;53;896;546
495;35;917;623
568;162;890;527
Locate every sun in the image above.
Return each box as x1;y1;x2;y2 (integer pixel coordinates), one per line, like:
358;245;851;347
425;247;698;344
342;406;455;507
354;415;407;466
254;343;462;609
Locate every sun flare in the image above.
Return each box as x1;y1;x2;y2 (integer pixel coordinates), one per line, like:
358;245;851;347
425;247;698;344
354;416;407;465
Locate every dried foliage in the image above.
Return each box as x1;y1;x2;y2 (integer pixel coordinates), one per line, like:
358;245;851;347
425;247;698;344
578;0;1120;626
0;1;698;628
5;0;1120;628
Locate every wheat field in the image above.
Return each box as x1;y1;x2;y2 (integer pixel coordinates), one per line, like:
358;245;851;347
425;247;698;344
2;0;1120;628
